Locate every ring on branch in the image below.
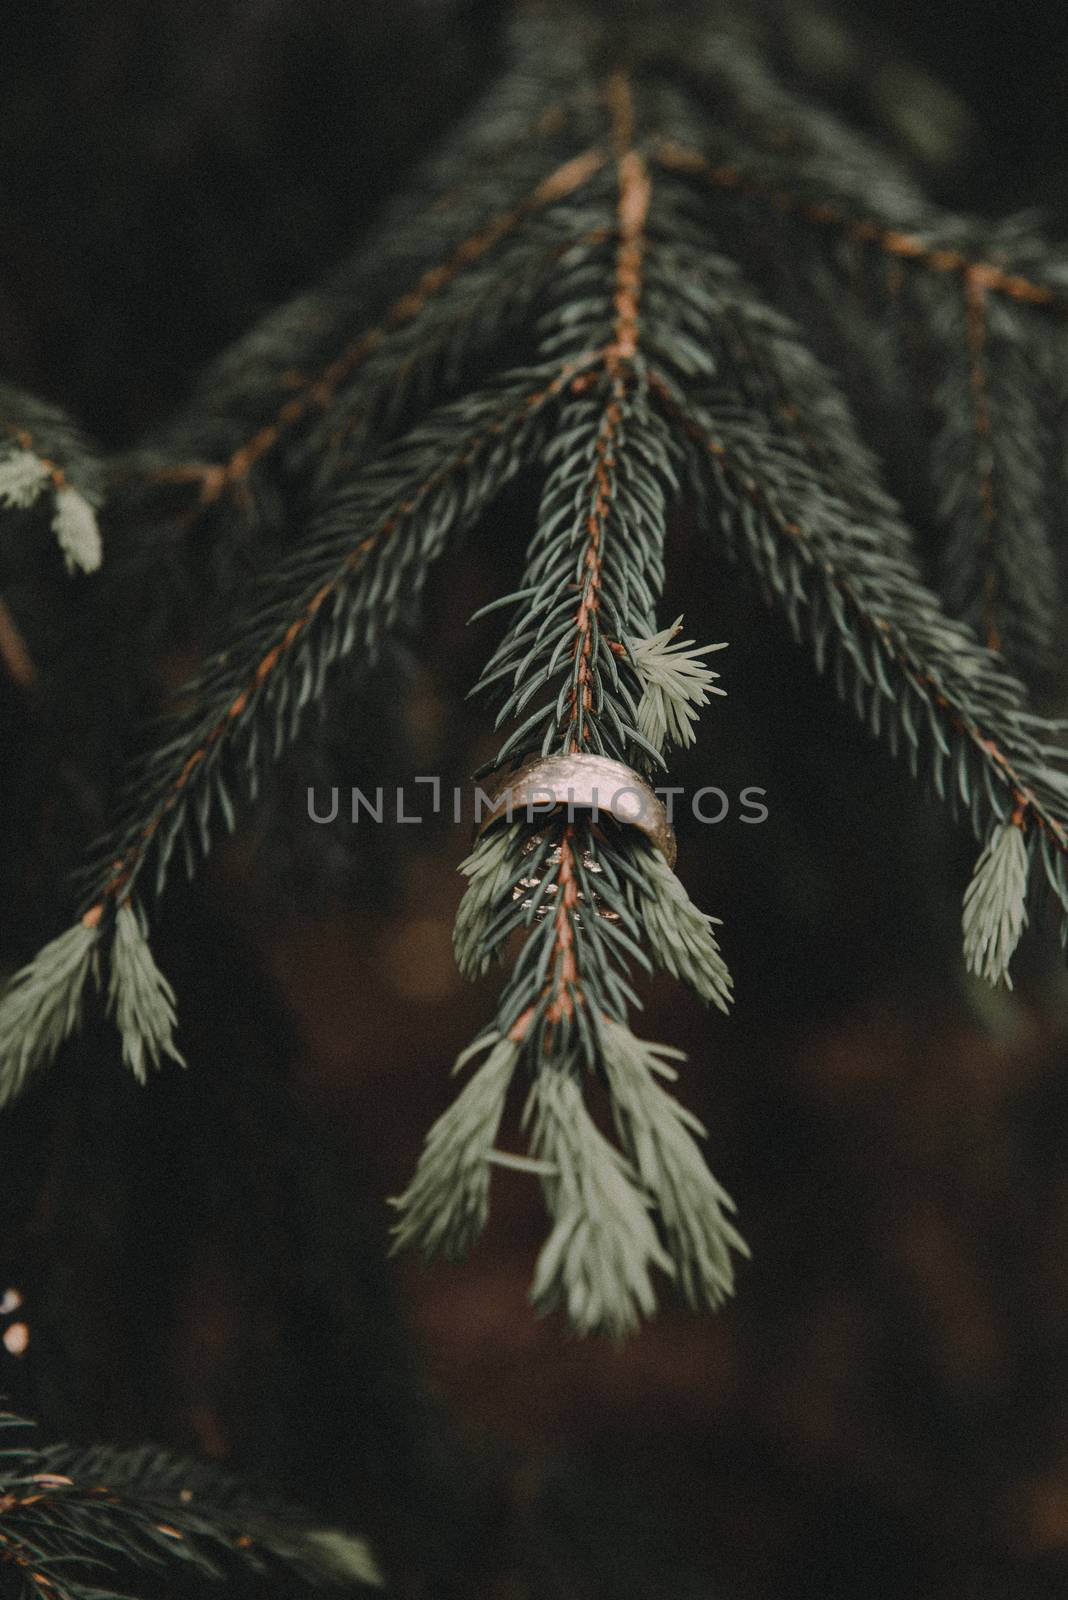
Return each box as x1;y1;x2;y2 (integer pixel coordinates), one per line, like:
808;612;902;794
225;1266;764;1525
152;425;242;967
477;753;677;866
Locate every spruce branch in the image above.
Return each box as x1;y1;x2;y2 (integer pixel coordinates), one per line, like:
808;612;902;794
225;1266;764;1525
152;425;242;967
78;366;579;920
652;141;1068;317
0;384;103;576
0;452;51;509
0;1412;381;1599
924;262;1057;661
652;103;1068;667
0;897;186;1106
0;367;581;1099
652;368;1068;938
400;69;748;1332
473;378;677;766
0;924;100;1110
7;0;1068;1336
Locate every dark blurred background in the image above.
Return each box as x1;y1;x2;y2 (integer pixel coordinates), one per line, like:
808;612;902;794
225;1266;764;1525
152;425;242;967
4;3;1068;1597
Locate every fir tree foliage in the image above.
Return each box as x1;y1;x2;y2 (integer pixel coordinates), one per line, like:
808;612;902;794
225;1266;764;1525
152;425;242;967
0;1411;381;1599
390;1033;520;1261
106;901;185;1083
622;840;733;1010
452;826;527;981
0;384;103;575
3;1;1068;1333
525;1063;674;1338
962;816;1030;988
628;616;727;751
0;923;99;1110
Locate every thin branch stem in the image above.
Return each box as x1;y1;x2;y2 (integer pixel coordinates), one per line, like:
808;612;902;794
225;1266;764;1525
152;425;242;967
167;146;608;504
0;598;36;690
654;140;1068;314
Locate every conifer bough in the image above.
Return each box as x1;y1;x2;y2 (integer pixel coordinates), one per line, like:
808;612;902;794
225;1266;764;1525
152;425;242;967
3;2;1068;1335
0;1411;381;1599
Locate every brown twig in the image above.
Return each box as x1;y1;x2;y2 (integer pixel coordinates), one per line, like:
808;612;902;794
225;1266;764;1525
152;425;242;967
162;147;607;507
655;140;1068;313
0;597;35;690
